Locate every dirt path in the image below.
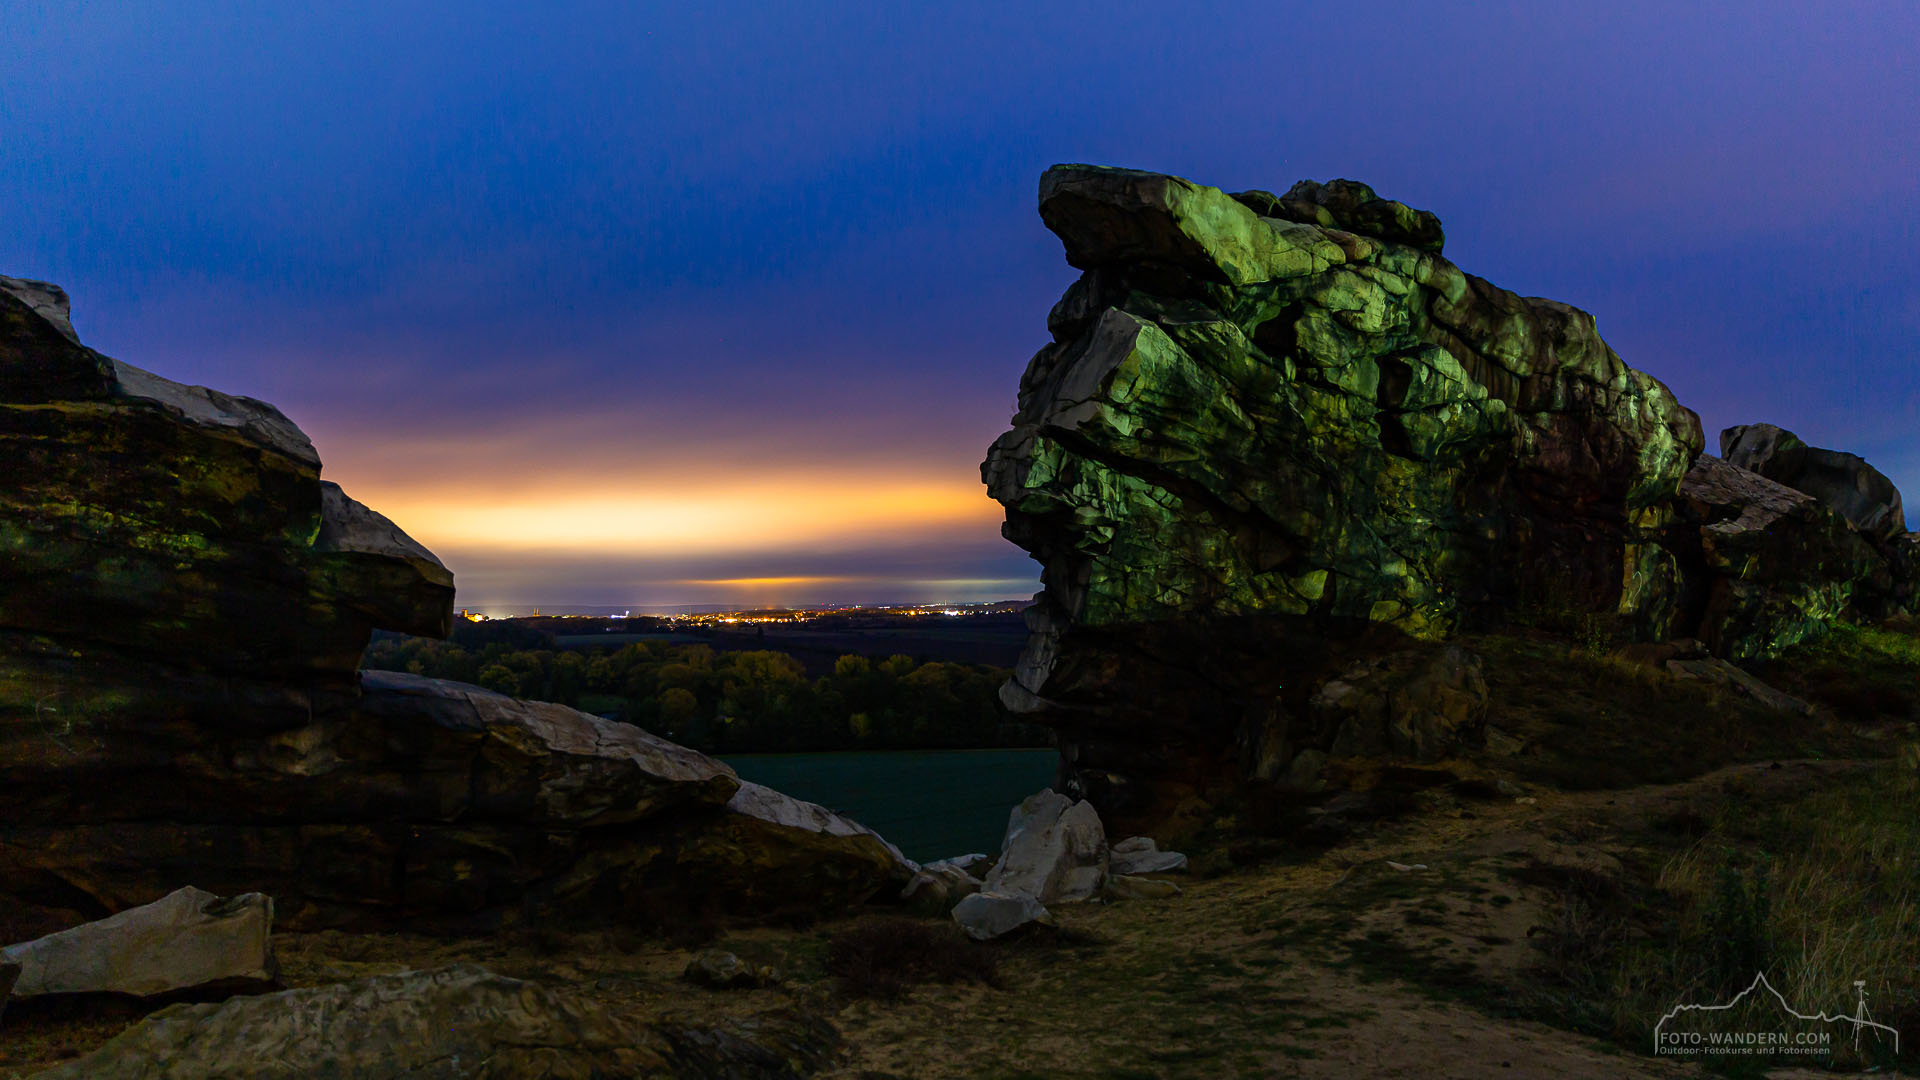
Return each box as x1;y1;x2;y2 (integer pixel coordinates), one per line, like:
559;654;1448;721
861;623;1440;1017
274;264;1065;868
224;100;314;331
826;759;1885;1080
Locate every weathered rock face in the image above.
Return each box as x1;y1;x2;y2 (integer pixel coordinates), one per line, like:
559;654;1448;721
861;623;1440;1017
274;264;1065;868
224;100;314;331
1668;454;1884;659
984;166;1705;832
1723;423;1905;541
2;886;276;999
2;670;912;929
30;964;841;1079
0;277;911;929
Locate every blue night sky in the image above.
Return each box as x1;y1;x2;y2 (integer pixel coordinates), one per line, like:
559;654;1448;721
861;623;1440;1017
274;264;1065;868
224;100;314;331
3;2;1916;609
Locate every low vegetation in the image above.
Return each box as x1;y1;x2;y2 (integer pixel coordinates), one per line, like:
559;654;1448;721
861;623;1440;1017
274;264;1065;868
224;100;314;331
1770;617;1920;722
1470;629;1876;789
1523;760;1920;1073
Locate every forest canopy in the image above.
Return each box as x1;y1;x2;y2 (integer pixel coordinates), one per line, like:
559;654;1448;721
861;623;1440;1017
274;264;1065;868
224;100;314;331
361;630;1049;755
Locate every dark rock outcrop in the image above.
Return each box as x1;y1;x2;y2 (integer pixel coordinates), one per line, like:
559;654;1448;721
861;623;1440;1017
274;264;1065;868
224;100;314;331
0;276;910;929
1723;423;1905;541
1710;423;1920;622
1667;454;1884;659
29;964;841;1079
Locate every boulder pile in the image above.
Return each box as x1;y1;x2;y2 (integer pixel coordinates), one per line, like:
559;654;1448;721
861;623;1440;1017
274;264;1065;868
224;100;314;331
984;167;1920;834
950;789;1187;940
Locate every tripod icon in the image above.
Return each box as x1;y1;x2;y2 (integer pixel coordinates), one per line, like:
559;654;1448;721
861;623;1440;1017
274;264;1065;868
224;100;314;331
1853;981;1876;1052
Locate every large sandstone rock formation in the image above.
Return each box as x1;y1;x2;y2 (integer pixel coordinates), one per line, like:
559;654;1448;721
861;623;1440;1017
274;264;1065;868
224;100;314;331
982;166;1913;833
0;276;910;929
984;167;1706;831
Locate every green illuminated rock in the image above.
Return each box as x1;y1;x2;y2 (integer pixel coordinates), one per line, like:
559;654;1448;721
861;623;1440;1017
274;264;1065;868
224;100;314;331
985;165;1910;834
1667;454;1883;660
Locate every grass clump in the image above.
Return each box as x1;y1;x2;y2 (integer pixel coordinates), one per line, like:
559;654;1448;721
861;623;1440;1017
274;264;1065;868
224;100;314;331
1533;762;1920;1071
824;916;999;1000
1772;619;1920;722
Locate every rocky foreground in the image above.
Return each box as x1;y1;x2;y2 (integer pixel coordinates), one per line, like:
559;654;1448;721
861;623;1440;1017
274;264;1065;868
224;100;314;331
8;728;1911;1077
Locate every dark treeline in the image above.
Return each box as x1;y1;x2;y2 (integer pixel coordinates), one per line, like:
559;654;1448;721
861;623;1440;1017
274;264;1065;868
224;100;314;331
362;622;1049;755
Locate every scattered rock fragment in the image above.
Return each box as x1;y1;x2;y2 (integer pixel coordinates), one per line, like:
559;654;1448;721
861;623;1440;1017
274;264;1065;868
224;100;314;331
900;859;983;912
1108;836;1188;876
1105;875;1181;900
1610;638;1708;670
2;886;275;1000
1483;727;1526;757
683;949;776;990
951;891;1052;942
931;853;992;877
1666;657;1815;716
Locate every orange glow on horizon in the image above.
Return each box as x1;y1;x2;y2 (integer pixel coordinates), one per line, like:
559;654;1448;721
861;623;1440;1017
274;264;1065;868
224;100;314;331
337;473;1002;556
682;576;853;587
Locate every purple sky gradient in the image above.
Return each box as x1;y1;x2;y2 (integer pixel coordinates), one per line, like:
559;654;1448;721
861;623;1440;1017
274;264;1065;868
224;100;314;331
4;1;1916;607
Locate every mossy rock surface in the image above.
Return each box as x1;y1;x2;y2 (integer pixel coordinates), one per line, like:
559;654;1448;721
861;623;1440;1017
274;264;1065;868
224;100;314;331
985;165;1912;834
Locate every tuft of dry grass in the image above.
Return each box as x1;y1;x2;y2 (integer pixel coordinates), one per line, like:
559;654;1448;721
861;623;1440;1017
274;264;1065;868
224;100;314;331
1532;761;1920;1071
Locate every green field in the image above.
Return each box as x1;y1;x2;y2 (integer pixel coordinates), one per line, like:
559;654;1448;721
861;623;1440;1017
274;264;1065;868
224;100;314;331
721;748;1057;863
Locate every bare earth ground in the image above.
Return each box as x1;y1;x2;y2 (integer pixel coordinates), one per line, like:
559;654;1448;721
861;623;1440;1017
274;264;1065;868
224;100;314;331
7;759;1905;1079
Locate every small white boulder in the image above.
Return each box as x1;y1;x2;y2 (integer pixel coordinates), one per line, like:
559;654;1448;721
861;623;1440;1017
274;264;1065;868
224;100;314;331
951;891;1051;941
1108;836;1189;876
984;790;1108;903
